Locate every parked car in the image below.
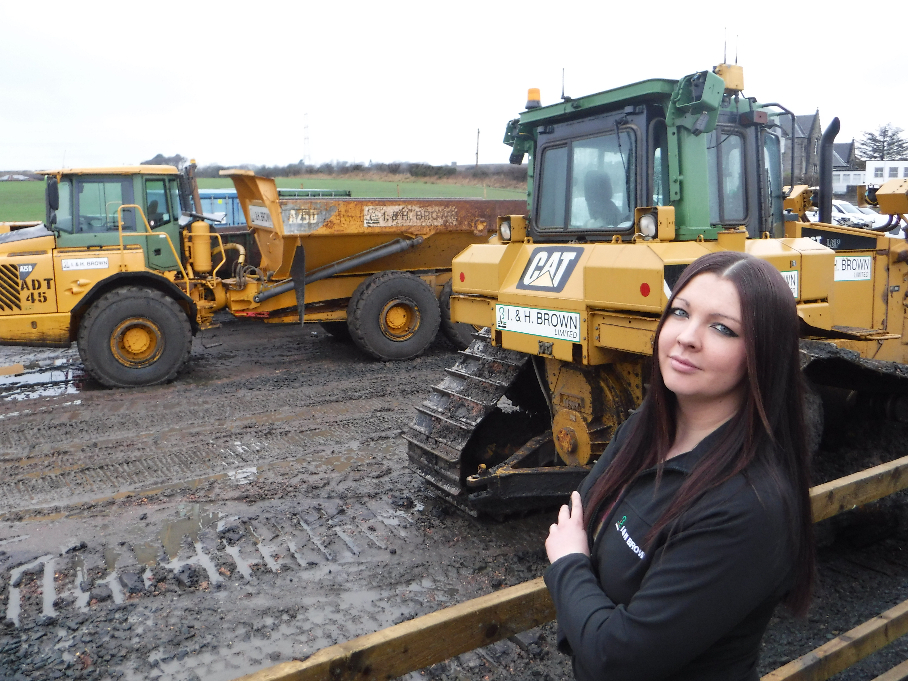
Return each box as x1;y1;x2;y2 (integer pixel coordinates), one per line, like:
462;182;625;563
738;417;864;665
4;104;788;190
803;201;905;233
856;205;905;233
804;201;875;227
830;200;876;228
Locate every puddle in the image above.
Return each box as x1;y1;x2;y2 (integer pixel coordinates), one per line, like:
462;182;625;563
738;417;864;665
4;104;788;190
0;362;91;401
159;503;222;561
324;441;372;473
132;541;162;567
227;467;258;484
103;547;121;572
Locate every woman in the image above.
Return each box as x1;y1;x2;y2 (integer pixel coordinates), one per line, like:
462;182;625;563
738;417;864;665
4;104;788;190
544;251;814;681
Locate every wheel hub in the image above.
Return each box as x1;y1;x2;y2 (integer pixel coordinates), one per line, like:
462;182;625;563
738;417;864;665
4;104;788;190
379;297;420;341
552;409;593;466
110;317;164;368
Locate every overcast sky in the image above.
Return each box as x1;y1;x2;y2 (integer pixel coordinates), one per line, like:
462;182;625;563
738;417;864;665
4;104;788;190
2;0;906;171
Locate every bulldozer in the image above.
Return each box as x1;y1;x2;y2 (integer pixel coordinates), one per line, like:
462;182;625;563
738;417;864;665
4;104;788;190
0;165;523;387
405;64;908;515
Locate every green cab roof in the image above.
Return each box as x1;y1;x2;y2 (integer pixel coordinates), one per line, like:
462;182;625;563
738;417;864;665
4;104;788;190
519;77;678;125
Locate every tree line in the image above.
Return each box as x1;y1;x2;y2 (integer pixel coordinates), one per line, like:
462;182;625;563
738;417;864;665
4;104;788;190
857;124;908;161
139;154;528;183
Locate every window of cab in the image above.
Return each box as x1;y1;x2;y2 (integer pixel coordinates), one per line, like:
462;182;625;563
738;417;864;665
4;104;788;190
75;178;136;232
144;179;173;228
707;129;746;225
54;180;74;233
536;128;637;234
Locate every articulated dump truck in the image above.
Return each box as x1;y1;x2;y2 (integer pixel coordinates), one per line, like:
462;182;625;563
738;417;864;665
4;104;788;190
405;63;908;516
0;166;523;387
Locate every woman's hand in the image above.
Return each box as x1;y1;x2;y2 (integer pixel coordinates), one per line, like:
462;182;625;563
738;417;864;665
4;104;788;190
545;491;590;563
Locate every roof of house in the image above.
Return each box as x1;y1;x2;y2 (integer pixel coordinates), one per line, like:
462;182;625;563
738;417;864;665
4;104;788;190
780;111;820;139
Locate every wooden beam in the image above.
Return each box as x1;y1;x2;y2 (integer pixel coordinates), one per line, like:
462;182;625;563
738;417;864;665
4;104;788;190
760;598;908;681
810;455;908;522
233;577;555;681
235;460;908;681
871;658;908;681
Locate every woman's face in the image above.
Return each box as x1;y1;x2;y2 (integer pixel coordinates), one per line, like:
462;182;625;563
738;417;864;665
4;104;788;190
658;272;747;410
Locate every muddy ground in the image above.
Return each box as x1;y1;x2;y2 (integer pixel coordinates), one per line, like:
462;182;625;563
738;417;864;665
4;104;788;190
0;315;906;681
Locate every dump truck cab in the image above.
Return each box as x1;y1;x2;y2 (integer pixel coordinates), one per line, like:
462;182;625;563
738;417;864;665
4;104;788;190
45;166;187;271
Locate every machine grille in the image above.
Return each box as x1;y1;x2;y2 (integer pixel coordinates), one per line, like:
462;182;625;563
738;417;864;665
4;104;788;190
0;264;22;312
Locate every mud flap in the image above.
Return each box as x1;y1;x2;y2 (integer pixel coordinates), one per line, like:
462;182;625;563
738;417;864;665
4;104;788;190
290;244;306;326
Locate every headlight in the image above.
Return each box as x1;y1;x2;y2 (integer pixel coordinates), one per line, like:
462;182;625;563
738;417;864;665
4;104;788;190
500;220;512;241
639;213;657;238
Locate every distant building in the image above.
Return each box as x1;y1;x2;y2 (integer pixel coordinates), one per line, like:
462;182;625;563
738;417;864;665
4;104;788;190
864;160;908;186
0;173;38;182
780;111;822;186
833;140;866;195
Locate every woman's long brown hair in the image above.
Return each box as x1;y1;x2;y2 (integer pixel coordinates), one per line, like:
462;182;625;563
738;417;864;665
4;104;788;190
583;251;815;615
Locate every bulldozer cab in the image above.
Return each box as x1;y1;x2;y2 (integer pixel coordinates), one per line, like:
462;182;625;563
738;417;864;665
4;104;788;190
508;70;787;243
44;167;184;272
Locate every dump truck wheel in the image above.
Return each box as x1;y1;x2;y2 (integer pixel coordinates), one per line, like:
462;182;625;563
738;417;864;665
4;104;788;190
347;271;440;361
77;286;192;388
439;279;482;350
318;322;351;341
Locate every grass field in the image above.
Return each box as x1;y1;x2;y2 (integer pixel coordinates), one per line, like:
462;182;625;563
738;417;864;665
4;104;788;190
0;178;526;222
0;182;45;222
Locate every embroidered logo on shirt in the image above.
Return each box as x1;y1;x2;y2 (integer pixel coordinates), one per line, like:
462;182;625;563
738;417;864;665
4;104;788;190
615;521;646;560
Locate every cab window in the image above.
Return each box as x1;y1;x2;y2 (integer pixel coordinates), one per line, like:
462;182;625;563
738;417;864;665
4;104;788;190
763;132;784;237
145;179;173;228
650;120;669;206
537;129;636;232
75;179;135;232
55;181;73;233
707;130;746;224
169;180;182;219
537;146;568;228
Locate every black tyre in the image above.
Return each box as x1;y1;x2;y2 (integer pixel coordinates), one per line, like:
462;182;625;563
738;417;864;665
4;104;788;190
439;279;483;350
77;286;192;388
347;271;441;361
318;321;351;341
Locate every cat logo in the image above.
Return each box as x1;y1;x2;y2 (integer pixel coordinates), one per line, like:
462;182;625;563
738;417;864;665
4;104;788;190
516;247;583;293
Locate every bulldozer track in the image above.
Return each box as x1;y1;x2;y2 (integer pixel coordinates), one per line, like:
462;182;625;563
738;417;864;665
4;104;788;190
404;329;529;499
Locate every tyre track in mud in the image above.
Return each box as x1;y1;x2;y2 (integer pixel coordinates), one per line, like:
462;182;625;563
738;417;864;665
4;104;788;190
0;317;450;513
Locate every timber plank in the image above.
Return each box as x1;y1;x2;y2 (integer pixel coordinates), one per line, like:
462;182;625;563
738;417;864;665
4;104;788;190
810;455;908;522
234;577;555;681
760;598;908;681
871;658;908;681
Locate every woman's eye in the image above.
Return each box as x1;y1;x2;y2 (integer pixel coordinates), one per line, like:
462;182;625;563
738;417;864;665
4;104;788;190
669;307;688;318
712;323;739;338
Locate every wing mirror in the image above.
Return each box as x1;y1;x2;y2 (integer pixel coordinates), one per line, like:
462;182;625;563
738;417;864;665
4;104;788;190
46;177;59;226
